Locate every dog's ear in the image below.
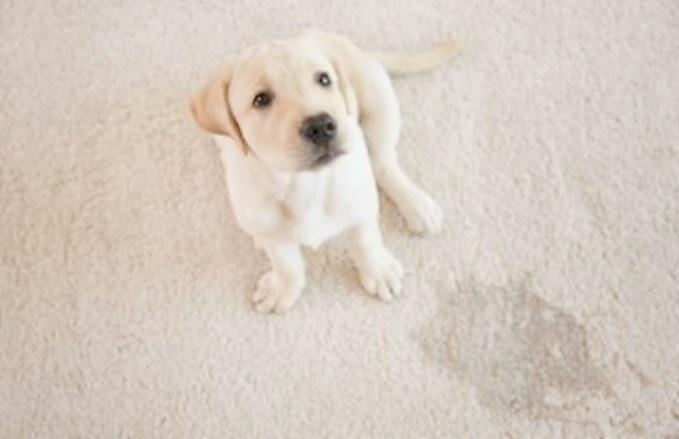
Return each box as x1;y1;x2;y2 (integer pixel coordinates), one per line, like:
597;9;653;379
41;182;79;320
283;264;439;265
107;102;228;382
332;57;359;118
190;60;248;154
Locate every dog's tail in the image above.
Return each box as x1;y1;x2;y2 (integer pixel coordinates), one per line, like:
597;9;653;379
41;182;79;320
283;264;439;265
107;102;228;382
373;40;461;75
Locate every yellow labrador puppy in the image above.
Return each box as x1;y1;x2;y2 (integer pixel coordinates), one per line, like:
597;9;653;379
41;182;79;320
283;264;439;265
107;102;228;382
191;30;458;313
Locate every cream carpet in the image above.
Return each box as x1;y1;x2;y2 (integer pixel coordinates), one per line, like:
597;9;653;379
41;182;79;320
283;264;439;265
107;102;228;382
1;0;678;437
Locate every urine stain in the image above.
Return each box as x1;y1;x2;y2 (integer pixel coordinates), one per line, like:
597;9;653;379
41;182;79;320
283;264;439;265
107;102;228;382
418;276;612;419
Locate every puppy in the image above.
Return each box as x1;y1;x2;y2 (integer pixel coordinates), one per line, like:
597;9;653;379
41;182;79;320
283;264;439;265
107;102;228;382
191;30;458;313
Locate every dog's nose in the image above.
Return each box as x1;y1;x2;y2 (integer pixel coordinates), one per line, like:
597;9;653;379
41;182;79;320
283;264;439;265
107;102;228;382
301;113;336;146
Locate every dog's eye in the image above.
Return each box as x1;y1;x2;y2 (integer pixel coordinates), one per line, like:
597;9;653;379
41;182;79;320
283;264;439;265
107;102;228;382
253;92;273;108
316;72;332;87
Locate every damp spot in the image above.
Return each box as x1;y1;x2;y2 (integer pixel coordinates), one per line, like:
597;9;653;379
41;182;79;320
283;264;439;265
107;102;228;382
418;276;611;419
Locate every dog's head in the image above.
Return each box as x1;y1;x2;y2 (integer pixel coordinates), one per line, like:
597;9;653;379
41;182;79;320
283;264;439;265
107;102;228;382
191;34;358;172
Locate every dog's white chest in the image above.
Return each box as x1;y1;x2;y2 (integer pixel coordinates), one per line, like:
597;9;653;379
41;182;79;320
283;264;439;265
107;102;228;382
280;156;374;247
219;135;378;248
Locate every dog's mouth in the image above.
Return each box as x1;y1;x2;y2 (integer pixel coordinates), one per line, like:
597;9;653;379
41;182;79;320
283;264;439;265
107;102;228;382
306;147;345;170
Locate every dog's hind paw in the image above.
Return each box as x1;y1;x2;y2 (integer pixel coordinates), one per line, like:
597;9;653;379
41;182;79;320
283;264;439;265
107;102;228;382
399;190;443;235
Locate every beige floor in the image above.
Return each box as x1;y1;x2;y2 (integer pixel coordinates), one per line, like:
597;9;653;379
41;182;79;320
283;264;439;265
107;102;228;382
1;1;678;437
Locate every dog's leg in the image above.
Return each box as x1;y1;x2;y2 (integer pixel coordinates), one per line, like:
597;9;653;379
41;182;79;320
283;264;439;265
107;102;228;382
253;243;305;313
350;219;403;301
359;65;443;235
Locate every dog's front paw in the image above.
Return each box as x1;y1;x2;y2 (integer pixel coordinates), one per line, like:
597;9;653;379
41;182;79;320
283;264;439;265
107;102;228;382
252;271;302;313
399;190;443;235
357;251;404;301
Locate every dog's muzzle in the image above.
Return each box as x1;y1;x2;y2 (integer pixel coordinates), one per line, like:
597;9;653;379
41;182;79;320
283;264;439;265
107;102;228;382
300;112;343;169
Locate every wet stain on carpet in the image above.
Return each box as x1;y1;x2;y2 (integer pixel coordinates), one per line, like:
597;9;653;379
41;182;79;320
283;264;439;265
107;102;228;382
418;276;611;419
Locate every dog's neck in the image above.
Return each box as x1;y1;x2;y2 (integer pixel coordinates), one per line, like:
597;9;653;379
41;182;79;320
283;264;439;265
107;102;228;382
241;149;333;212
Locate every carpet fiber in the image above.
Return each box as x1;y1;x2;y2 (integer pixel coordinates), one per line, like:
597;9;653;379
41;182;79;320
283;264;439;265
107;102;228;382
1;1;678;437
